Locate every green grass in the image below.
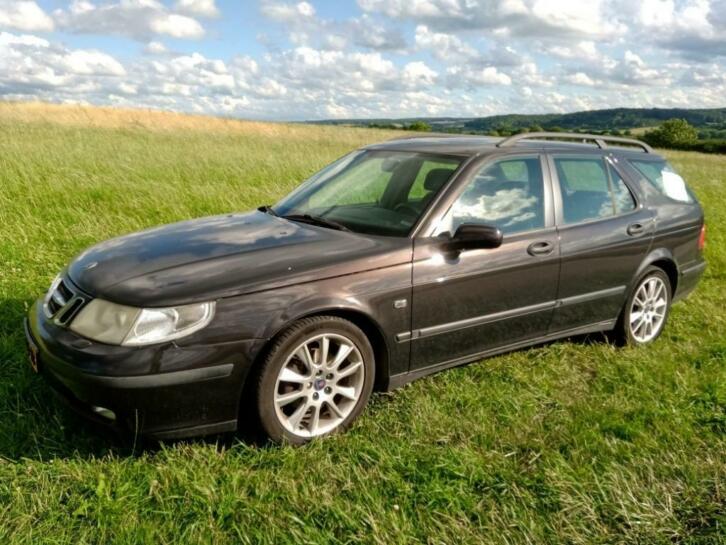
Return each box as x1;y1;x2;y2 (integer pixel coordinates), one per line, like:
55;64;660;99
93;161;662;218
0;105;724;544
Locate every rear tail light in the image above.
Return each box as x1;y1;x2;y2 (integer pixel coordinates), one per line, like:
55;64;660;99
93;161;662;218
698;224;706;251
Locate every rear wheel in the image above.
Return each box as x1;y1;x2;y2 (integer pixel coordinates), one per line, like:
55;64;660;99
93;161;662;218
256;316;375;444
616;266;671;346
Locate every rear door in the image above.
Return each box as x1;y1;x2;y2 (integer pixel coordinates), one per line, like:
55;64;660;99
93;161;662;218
409;153;560;370
547;153;654;332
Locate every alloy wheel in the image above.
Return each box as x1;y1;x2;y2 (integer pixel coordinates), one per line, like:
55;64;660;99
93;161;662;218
273;333;365;438
629;275;668;343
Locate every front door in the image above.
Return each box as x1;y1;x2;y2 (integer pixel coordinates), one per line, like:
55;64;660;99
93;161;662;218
409;154;560;370
547;153;655;332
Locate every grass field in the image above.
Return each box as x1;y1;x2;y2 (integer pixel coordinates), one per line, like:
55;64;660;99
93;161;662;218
0;102;724;544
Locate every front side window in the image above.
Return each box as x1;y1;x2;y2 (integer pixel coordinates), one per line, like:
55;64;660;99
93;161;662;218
628;159;694;203
554;156;636;225
434;156;546;236
273;150;462;237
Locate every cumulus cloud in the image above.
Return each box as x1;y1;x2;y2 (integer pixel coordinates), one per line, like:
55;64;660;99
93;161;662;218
175;0;219;18
260;1;316;22
0;31;124;94
448;65;512;86
359;0;623;38
634;0;726;58
0;0;54;32
54;0;206;41
260;0;406;52
402;61;438;87
415;25;476;60
546;41;600;61
145;40;168;55
1;0;725;120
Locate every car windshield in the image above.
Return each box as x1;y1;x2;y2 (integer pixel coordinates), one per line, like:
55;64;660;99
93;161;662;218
272;150;463;236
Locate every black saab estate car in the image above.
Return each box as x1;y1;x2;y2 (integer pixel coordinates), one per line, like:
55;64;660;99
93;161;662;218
25;132;706;443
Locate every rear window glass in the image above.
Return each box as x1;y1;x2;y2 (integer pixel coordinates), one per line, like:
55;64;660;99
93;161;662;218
628;159;694;203
553;156;636;225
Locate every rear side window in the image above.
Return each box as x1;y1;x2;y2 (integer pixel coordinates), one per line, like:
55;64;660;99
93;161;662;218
628;159;694;203
554;156;636;225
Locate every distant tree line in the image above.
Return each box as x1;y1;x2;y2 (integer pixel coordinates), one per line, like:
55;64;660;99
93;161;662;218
367;117;726;154
368;121;432;132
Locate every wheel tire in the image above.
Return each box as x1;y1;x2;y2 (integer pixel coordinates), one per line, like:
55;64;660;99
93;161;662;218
614;266;672;346
255;316;375;445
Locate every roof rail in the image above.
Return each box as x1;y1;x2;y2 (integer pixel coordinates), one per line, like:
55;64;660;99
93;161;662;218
496;132;653;153
385;132;461;141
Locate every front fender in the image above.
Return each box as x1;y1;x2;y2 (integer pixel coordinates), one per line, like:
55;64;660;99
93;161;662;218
179;263;413;379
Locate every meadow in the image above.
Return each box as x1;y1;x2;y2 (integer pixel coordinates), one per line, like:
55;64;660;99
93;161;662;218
0;102;724;544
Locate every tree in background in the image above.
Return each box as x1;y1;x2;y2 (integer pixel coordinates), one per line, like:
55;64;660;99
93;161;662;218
644;118;698;148
406;121;432;132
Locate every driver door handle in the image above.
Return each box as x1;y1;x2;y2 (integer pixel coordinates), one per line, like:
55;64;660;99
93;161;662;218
527;241;554;256
627;222;646;236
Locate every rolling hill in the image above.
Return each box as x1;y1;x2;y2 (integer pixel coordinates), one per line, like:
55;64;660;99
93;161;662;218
313;107;726;134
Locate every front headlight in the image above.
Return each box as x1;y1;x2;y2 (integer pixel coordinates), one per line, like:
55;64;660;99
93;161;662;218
69;299;215;346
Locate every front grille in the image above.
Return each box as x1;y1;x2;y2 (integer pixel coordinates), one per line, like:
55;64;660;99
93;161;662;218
44;276;88;325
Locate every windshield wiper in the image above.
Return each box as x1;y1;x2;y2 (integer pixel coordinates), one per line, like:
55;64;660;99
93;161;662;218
282;214;351;232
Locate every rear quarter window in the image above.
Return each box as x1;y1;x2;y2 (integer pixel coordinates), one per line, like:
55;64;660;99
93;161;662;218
628;159;694;203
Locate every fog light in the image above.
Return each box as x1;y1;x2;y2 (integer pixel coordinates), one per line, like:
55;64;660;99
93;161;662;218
91;406;116;421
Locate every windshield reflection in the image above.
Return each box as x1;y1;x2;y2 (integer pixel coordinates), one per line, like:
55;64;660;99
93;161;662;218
274;150;463;237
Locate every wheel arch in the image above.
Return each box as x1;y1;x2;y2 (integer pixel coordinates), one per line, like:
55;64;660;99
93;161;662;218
633;248;679;295
254;305;391;391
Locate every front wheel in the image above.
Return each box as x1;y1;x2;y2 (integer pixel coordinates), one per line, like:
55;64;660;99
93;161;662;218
615;266;672;346
256;316;375;444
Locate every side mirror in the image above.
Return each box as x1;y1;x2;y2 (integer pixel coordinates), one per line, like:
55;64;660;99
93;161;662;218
443;223;503;253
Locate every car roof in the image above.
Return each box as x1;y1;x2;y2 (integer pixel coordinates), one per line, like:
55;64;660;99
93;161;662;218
364;134;660;160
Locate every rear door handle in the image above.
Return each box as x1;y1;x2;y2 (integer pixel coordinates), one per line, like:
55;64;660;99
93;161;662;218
527;241;554;256
627;222;645;236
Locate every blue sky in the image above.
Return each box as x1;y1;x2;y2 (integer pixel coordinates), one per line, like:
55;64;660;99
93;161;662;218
1;1;725;120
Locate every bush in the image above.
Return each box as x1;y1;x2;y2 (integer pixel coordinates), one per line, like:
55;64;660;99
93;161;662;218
644;118;699;148
406;121;432;132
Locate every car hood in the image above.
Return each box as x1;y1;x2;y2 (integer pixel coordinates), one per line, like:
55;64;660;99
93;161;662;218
68;210;412;307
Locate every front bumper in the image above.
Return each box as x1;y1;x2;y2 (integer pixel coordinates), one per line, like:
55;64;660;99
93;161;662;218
25;301;263;439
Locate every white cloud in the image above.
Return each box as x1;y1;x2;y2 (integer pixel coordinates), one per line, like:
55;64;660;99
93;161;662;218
547;41;599;61
261;1;406;52
260;1;316;22
2;0;726;120
402;61;438;87
0;31;124;91
149;13;204;38
54;0;206;41
359;0;623;38
415;25;476;60
0;30;48;47
350;15;406;50
448;65;512;86
62;50;126;76
564;72;597;86
175;0;219;18
621;0;726;59
145;40;168;54
0;0;54;32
